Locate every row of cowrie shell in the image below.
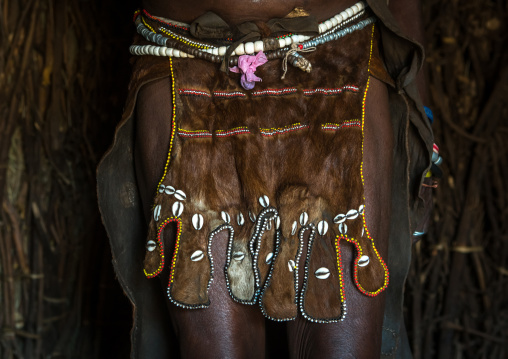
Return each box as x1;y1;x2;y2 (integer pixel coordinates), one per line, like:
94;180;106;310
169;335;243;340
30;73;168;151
174;244;369;273
183;251;368;269
333;205;365;224
160;202;364;239
158;185;187;201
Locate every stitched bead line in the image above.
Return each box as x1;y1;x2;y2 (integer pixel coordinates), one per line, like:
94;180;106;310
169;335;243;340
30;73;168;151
322;120;362;131
167;224;236;309
224;221;258;305
178;89;211;97
334;235;347;317
259;229;295;322
159;27;212;50
141;17;156;33
163;217;183;283
155;58;177;200
298;224;347;323
260;123;309;137
213;91;246;98
341;230;389;297
351;23;389;297
252;88;298;97
144;217;181;278
249;207;279;296
177;129;212;138
303;85;360;96
138;9;189;31
216;127;250;137
133;10;141;22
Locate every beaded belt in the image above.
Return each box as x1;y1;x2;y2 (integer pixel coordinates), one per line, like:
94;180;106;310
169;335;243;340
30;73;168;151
130;1;375;76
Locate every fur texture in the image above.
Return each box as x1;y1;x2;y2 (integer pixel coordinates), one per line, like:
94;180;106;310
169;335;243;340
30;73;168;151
142;23;389;321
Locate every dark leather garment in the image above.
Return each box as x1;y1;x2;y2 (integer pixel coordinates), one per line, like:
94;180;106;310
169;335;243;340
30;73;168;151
97;1;433;357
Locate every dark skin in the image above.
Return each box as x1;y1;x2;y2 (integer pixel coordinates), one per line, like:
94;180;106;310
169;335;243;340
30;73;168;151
135;1;426;357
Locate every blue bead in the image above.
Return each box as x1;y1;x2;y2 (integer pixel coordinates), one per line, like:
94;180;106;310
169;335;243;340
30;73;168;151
424;106;434;123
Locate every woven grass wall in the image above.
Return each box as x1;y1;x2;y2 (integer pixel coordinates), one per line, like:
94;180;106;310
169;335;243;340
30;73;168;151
0;0;506;358
0;0;133;357
405;1;508;358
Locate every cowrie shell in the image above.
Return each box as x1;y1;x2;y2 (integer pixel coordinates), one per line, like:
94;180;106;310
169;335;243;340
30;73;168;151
346;209;359;220
339;223;348;234
299;212;308;226
233;251;245;261
259;195;270;208
265;252;274;264
358;255;370;267
237;213;245;226
291;221;298;236
174;189;186;201
158;184;165;193
221;211;231;223
361;227;365;237
358;204;365;214
146;240;157;252
275;216;281;230
153;205;161;221
165;186;175;195
315;267;330;279
249;211;256;222
192;214;204;230
317;220;329;236
266;219;272;231
333;214;346;224
288;259;295;272
190;250;204;262
172;202;184;217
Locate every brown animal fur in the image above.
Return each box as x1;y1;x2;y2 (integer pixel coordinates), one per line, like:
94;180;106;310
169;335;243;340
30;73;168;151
142;22;389;320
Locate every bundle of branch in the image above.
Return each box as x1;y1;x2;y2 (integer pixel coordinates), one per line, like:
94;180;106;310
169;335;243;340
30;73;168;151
0;0;132;357
405;1;508;358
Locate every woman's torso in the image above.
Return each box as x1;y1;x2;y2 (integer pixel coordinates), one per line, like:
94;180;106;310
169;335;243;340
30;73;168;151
142;0;359;25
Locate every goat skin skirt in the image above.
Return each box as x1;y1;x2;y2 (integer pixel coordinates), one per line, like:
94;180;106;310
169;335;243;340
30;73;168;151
140;23;390;323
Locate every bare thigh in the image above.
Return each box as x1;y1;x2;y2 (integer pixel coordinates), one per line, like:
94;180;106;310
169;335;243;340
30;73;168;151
134;78;266;359
286;77;393;359
134;76;393;358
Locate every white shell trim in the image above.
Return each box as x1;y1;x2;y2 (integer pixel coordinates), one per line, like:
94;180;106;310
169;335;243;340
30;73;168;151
174;189;186;201
299;212;309;226
192;213;204;230
317;220;329;236
191;250;204;262
288;259;295;272
259;195;270;208
237;213;245;226
291;221;298;236
221;211;231;223
315;267;331;279
233;251;245;261
358;255;370;267
172;202;184;217
153;204;161;222
146;240;157;252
